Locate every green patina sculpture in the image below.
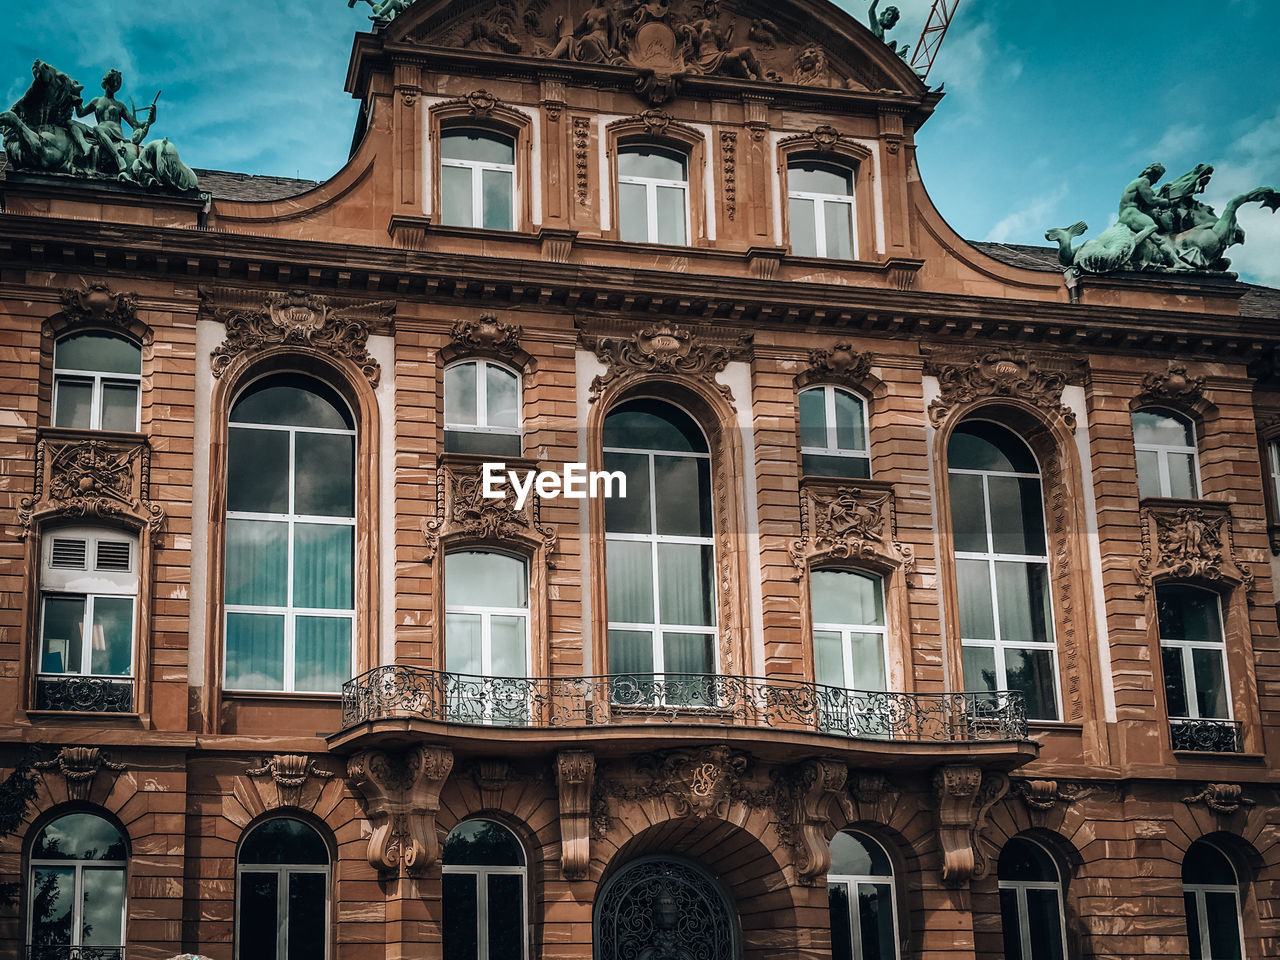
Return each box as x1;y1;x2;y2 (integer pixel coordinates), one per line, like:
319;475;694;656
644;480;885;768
348;0;415;24
1047;163;1279;276
867;0;910;60
1;59;198;191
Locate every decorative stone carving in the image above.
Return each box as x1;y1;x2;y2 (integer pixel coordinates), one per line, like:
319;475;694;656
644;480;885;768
421;460;559;564
1136;362;1206;408
932;764;1010;886
451;314;522;360
798;341;872;390
1014;779;1097;812
850;771;895;806
556;749;596;880
790;480;914;577
791;44;829;86
779;124;848;154
772;758;854;885
1135;500;1254;598
720;130;737;222
34;747;125;802
582;322;752;402
346;745;454;874
246;754;335;809
209;290;393;386
572;116;592;205
49;283;147;339
926;351;1076;429
1183;782;1256;815
18;436;165;543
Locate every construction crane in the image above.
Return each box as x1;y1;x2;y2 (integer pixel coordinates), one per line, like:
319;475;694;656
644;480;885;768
908;0;961;82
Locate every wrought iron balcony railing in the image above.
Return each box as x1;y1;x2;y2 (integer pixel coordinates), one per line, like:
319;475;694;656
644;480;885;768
27;946;125;960
341;667;1028;743
1170;718;1244;753
35;676;134;713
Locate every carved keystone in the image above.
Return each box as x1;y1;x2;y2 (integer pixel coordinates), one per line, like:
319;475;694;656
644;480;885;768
246;754;334;809
932;764;1010;886
1183;783;1256;815
556;750;596;881
346;745;453;875
34;747;126;802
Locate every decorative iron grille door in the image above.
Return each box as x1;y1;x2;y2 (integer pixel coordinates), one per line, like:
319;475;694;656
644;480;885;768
595;857;737;960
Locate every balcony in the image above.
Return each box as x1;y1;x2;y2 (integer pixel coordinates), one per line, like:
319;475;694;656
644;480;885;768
1170;718;1244;753
34;676;134;713
27;947;124;960
338;667;1029;758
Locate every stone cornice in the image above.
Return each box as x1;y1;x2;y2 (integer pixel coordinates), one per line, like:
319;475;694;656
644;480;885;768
0;215;1272;360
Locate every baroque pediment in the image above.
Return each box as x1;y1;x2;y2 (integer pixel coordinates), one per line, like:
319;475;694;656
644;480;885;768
385;0;915;100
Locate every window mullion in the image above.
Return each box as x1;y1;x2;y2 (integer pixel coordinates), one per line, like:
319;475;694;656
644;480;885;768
815;198;827;258
647;182;659;243
72;862;85;947
477;868;490;960
81;594;95;675
472;163;483;227
825;386;838;452
842;628;855;690
89;374;103;430
649;452;664;675
848;880;863;960
1018;886;1034;960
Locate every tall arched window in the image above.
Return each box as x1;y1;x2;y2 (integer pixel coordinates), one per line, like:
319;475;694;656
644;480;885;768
1183;841;1245;960
603;399;716;702
236;817;330;960
53;332;142;431
445;550;530;724
998;837;1067;960
442;819;527;960
444;359;521;456
28;812;128;956
827;831;899;960
1158;584;1234;750
441;127;516;231
1133;407;1200;499
788;159;857;259
617;145;689;245
799;385;870;478
224;373;356;694
948;421;1060;720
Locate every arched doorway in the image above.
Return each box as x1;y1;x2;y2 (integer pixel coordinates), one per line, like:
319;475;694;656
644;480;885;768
595;855;738;960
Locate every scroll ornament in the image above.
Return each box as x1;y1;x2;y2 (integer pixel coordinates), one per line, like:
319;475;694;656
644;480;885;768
584;323;752;402
421;461;558;564
926;352;1075;429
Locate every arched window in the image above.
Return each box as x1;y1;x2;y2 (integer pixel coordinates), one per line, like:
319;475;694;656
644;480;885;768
442;819;527;960
444;359;521;456
236;817;330;960
445;550;530;723
617;145;689;245
788;159;857;259
36;525;138;712
1183;841;1245;960
1158;584;1234;750
1133;407;1200;499
812;569;886;691
948;421;1060;721
53;332;141;431
224;373;356;694
799;385;870;478
28;812;128;956
441;127;516;231
603;399;715;703
827;831;899;960
998;837;1067;960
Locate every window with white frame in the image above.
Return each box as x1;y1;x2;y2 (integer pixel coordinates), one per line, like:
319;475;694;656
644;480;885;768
236;818;330;960
445;359;522;457
998;837;1068;960
1268;438;1280;516
949;421;1061;721
223;373;356;694
799;385;870;478
440;128;516;231
28;812;128;957
53;332;142;432
1133;407;1201;499
442;819;528;960
617;145;689;245
811;569;887;691
445;550;530;724
827;831;899;960
1159;584;1231;723
1182;841;1246;960
37;526;137;712
603;399;716;704
788;159;857;259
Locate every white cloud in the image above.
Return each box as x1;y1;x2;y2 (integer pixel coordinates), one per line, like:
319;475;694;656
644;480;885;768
984;185;1069;243
1145;123;1207;163
1199;107;1280;286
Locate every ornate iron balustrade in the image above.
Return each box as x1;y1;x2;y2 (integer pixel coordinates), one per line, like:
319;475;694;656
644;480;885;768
27;946;125;960
341;667;1027;742
1170;718;1244;753
35;676;134;713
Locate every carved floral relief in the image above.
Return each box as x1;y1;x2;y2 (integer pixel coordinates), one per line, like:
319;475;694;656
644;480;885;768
925;351;1078;429
422;460;558;564
1135;500;1254;598
790;481;914;576
581;322;752;402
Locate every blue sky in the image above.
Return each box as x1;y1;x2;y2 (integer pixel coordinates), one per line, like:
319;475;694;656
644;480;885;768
3;0;1277;285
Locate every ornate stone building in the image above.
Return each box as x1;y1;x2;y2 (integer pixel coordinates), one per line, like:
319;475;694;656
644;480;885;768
2;2;1279;960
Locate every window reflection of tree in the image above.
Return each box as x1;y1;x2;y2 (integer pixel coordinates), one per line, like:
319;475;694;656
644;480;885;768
444;820;525;866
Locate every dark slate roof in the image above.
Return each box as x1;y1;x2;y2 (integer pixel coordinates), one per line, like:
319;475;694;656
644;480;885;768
191;168;320;201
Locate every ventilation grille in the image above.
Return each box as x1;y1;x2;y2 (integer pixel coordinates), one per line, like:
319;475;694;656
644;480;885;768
95;540;132;572
50;538;87;569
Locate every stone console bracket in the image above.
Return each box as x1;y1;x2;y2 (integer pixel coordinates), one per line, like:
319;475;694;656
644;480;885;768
932;763;1010;886
556;749;596;881
346;745;454;876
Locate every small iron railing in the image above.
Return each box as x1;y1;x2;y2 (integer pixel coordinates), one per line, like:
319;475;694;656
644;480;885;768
341;667;1028;743
27;946;125;960
1170;718;1244;753
35;676;134;713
